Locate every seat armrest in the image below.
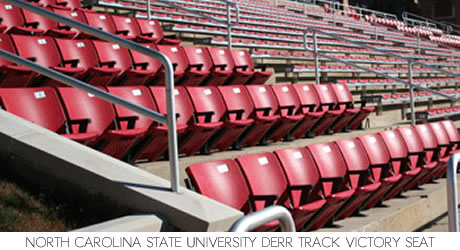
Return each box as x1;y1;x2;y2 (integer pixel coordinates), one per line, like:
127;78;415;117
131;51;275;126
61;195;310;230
195;111;214;123
255;107;272;117
99;61;116;68
250;195;279;208
228;109;245;120
62;59;80;67
133;62;149;70
118;116;139;129
68;119;91;133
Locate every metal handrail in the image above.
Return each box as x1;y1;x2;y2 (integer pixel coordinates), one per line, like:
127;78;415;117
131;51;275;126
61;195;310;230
303;27;460;125
229;205;295;232
403;12;452;33
98;0;239;50
447;153;459;232
0;0;180;192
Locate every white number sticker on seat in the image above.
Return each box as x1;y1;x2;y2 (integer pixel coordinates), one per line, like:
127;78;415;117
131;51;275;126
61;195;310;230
125;18;132;23
239;51;245;56
218;50;225;55
149;21;155;25
347;141;355;148
217;164;229;173
196;48;202;54
76;42;85;48
338;85;344;90
203;89;212;95
259;87;266;93
112;44;120;50
258;157;269;165
171;47;178;52
5;5;12;10
34;91;46;99
406;130;412;135
232;88;241;94
71;12;78;17
388;132;395;138
282;86;289;92
303;85;309;91
132;89;142;96
293;151;303;159
174;89;179;96
99;15;106;20
322;146;331;153
88;93;95;97
322;86;328;91
38;39;47;45
370;137;377;143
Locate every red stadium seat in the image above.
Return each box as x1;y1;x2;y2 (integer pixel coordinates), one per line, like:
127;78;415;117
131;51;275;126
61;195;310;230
397;127;436;191
236;152;312;231
106;86;187;162
439;120;460;152
230;49;272;85
291;84;326;138
0;33;37;87
21;6;76;38
305;143;355;230
274;147;327;230
246;85;303;143
186;159;279;232
82;12;118;36
150;86;221;156
217;85;277;148
271;84;318;140
92;40;157;85
330;83;375;131
429;122;454;179
0;1;43;35
334;138;381;219
54;38;121;85
111;15;157;42
51;8;89;38
182;46;213;86
357;133;403;209
11;34;84;86
186;86;253;152
413;124;442;185
206;47;234;86
0;87;97;144
310;84;343;136
136;18;181;45
57;87;145;159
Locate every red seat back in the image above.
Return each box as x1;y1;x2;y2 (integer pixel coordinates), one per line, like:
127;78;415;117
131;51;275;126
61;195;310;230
217;85;254;120
55;38;100;69
271;85;301;116
186;86;226;123
129;43;162;72
82;12;116;34
293;84;321;112
207;47;235;71
0;34;17;67
230;49;254;71
11;34;62;67
111;15;141;37
149;86;194;126
107;86;157;130
183;46;213;72
246;85;279;116
57;87;116;133
186;159;251;213
0;87;66;132
92;40;134;72
157;45;189;73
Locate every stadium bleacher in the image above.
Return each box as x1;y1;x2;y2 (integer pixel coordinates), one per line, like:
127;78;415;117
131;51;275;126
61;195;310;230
0;0;459;232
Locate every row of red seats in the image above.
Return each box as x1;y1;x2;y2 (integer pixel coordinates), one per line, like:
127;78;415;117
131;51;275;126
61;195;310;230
0;83;372;162
0;33;271;87
186;120;460;231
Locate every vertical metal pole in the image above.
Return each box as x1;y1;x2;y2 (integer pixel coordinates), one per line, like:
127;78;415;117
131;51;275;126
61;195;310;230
313;31;320;84
147;0;151;20
227;3;232;50
165;66;179;193
417;29;421;55
447;153;459;232
374;18;378;40
408;61;415;126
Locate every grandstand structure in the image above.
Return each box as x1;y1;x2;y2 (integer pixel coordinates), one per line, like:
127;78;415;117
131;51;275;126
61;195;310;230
0;0;460;232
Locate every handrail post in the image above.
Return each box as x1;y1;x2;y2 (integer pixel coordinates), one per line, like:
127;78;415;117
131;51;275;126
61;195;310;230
408;61;415;126
147;0;151;20
227;3;232;50
229;206;295;232
374;17;378;40
313;30;320;84
447;153;460;232
417;29;421;55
